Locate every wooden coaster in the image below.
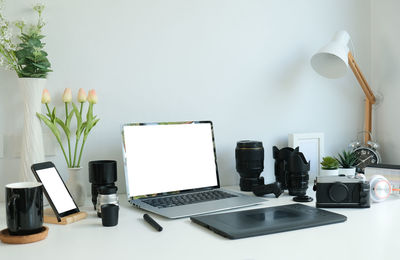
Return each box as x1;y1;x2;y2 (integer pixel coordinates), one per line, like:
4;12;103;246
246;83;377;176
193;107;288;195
0;226;49;244
44;208;87;225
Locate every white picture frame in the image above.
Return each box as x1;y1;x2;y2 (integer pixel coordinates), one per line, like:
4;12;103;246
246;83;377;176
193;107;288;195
288;133;324;182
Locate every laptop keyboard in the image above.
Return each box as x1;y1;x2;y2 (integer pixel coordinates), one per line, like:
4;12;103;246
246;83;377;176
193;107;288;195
142;190;238;208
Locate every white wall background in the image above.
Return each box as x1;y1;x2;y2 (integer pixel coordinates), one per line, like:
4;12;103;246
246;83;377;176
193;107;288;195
0;0;372;201
371;0;400;163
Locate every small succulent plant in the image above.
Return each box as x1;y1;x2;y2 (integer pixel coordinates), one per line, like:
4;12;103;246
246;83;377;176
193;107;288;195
336;150;357;168
320;156;339;170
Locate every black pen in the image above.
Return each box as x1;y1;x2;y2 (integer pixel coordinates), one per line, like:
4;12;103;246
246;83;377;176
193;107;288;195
143;214;163;232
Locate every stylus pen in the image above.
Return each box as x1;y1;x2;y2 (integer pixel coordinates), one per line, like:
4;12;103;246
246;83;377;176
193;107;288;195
143;214;163;232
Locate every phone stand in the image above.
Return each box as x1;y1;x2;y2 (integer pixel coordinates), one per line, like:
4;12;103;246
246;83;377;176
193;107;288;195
43;208;88;225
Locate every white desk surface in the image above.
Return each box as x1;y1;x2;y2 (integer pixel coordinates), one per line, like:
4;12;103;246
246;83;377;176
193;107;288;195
1;186;399;260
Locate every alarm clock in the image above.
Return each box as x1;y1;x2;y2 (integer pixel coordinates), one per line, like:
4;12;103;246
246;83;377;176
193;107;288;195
349;133;381;173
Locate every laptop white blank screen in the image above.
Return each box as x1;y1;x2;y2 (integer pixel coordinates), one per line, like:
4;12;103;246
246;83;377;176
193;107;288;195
123;122;219;197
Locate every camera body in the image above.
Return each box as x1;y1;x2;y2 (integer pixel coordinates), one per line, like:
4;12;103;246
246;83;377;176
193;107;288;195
315;175;370;208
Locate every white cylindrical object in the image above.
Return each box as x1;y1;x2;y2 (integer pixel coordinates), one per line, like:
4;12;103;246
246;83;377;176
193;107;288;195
19;78;46;182
319;168;339;176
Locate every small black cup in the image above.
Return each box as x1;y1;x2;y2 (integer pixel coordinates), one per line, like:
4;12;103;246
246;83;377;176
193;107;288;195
6;182;43;235
101;204;119;227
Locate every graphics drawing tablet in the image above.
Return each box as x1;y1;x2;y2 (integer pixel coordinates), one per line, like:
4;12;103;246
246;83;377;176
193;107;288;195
190;203;347;239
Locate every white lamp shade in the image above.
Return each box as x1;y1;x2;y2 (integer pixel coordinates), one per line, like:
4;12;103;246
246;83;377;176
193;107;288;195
311;31;351;79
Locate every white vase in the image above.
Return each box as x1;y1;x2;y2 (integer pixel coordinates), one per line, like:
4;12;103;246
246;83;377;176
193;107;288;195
338;167;356;176
319;168;339;176
65;167;86;207
18;78;46;182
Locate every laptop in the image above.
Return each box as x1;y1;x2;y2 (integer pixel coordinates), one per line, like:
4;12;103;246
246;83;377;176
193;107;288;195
121;121;265;219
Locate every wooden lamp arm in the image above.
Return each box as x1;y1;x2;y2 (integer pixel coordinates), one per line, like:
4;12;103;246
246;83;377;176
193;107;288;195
348;52;376;104
348;52;375;143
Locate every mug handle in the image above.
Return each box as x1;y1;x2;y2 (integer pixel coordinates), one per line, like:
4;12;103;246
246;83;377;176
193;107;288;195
7;194;20;232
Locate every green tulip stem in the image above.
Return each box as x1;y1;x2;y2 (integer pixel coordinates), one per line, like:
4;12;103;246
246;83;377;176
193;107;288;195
57;138;70;167
72;136;80;167
64;103;68;125
64;103;72;166
77;135;87;167
80;102;83;117
45;103;51;117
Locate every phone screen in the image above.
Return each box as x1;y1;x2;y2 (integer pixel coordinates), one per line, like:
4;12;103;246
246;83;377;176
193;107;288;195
36;167;77;214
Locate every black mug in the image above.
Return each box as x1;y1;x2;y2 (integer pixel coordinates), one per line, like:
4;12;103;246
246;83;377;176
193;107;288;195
6;182;44;235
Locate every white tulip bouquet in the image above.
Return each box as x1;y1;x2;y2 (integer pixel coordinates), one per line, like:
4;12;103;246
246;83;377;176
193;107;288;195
37;88;99;168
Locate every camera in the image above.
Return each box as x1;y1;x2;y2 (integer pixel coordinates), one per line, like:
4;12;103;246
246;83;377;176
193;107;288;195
314;175;370;208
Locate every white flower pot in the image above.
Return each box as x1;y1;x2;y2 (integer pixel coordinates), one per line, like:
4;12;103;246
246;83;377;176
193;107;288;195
338;167;356;176
319;168;339;176
65;167;86;207
18;78;46;182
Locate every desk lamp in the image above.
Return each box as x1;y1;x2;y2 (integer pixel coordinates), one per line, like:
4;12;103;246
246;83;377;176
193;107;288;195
310;30;375;143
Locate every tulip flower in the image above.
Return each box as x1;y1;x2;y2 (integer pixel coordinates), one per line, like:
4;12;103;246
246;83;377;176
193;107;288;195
37;87;99;169
77;88;87;103
41;88;51;104
62;88;72;103
87;89;98;104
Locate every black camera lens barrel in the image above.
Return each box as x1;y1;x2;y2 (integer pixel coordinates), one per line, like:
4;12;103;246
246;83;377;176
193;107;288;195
273;146;299;190
89;160;118;209
287;151;310;197
236;140;264;176
89;160;117;184
235;140;264;191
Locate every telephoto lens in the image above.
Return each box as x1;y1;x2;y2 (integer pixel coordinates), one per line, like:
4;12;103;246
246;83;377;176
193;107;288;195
89;160;118;210
235;140;265;191
287;151;313;202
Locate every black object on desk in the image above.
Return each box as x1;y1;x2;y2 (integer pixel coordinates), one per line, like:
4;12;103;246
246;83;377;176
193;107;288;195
143;214;163;232
101;204;119;227
190;203;346;239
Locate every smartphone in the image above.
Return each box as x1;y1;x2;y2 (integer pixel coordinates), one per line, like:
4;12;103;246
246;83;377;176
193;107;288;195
31;161;79;220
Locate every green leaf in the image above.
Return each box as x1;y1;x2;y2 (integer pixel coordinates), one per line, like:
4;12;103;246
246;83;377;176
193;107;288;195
84;118;99;136
51;107;56;122
32;62;47;70
71;102;83;136
55;118;70;138
86;103;93;122
36;113;62;142
66;110;74;129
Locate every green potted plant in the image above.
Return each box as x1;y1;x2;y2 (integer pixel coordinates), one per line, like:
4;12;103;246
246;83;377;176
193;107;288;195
320;156;340;176
0;2;52;182
336;150;357;176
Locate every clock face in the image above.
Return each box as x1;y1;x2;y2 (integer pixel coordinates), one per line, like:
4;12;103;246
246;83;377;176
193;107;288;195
353;147;379;173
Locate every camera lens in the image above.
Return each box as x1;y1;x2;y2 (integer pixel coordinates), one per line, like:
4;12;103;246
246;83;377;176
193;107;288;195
89;160;118;209
287;152;310;196
328;183;349;202
235;140;264;191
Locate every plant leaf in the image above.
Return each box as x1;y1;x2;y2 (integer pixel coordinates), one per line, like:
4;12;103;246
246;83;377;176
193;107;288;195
66;110;74;129
71;102;83;137
55;118;70;138
36;113;62;142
